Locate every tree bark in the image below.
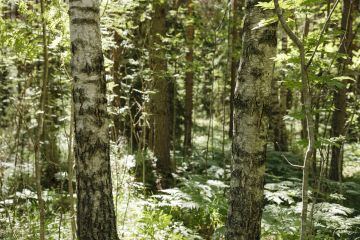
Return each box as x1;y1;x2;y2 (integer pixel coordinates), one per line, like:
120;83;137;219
0;68;10;128
329;0;355;181
149;0;173;189
111;30;124;142
225;0;277;238
41;68;62;188
229;0;244;138
270;26;288;152
41;115;61;188
300;17;310;141
277;83;289;150
183;0;194;155
68;1;119;239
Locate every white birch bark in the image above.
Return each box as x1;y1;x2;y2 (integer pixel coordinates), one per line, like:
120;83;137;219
69;1;119;239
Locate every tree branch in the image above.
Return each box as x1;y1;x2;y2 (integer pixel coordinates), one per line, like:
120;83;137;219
275;142;304;168
305;0;341;69
273;0;303;50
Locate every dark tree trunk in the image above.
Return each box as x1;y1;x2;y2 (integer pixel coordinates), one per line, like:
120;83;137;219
229;0;244;138
183;0;194;155
329;0;355;181
41;68;62;188
149;0;173;189
225;0;277;238
300;18;310;141
0;68;10;128
69;1;119;239
270;26;288;152
111;31;124;142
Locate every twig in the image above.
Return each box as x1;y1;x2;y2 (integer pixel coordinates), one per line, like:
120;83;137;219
306;0;341;69
100;0;110;18
216;0;231;32
276;142;303;169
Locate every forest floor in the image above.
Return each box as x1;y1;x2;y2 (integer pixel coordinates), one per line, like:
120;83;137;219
1;118;360;239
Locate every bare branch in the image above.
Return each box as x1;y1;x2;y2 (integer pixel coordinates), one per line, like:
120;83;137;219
274;0;303;50
276;142;304;169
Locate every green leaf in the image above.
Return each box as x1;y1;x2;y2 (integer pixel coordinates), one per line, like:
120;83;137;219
256;1;274;10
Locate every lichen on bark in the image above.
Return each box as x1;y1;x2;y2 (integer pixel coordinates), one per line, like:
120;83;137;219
225;0;277;239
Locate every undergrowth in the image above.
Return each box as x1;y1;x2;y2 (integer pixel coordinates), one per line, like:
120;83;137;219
1;120;360;239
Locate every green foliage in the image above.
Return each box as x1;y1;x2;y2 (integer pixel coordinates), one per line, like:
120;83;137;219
145;173;228;238
1;0;360;239
0;189;73;240
313;202;360;238
136;209;200;240
262;204;301;240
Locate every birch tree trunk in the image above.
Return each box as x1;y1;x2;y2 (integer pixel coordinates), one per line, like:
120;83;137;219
68;1;119;239
225;0;277;238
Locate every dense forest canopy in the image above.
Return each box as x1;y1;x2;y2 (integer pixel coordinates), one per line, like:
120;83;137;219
0;0;360;239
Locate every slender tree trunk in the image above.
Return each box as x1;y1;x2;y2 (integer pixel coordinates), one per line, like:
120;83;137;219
41;70;62;187
229;0;244;138
111;31;124;142
172;73;177;168
67;101;76;240
274;1;316;239
277;84;289;151
225;0;277;238
270;68;282;150
300;17;310;141
42;116;61;188
183;0;194;155
69;1;119;239
312;95;320;177
33;0;48;238
273;27;289;151
329;0;355;181
149;0;172;189
0;69;10;128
